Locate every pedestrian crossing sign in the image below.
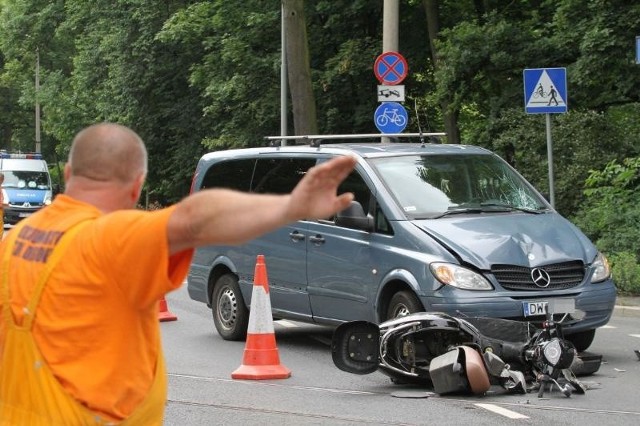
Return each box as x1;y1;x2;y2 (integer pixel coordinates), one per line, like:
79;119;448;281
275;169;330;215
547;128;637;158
523;68;567;114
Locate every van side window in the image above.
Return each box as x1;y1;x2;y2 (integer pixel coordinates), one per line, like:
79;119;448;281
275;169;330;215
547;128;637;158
252;158;317;194
375;204;393;235
201;159;256;191
328;170;393;235
338;171;371;215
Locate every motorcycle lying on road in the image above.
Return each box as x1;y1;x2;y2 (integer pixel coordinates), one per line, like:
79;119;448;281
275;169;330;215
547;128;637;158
332;298;602;398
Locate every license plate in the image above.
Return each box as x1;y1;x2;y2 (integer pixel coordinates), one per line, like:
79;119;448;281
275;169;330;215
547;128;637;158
523;301;548;317
18;212;32;218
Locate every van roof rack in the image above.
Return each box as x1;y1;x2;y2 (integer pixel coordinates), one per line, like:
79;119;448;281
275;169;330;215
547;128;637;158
265;132;446;147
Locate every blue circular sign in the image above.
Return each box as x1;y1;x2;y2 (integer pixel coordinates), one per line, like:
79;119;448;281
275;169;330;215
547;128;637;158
374;102;408;133
374;52;408;85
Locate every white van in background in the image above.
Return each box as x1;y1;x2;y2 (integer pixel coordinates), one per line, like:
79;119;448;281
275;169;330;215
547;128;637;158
0;152;53;229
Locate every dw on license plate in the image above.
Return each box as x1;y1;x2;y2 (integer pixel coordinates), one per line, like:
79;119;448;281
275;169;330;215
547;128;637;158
19;212;32;218
523;301;548;317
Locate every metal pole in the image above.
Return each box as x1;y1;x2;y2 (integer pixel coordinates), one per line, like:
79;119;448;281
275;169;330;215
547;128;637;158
382;0;399;53
545;113;555;208
381;0;399;143
35;48;41;154
280;1;288;145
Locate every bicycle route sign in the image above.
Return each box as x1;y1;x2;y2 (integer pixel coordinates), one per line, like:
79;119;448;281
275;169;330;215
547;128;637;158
374;101;408;133
523;68;568;114
374;52;408;85
374;52;409;133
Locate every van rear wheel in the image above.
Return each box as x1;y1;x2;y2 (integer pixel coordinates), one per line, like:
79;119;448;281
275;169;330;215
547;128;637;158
211;274;249;341
386;290;422;320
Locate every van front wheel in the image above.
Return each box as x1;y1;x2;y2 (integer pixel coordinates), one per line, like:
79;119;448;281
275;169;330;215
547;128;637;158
211;274;249;341
386;290;423;320
566;329;596;352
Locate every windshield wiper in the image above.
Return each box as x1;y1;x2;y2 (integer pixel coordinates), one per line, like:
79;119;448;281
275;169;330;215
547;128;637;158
478;202;544;214
430;203;544;219
431;207;484;219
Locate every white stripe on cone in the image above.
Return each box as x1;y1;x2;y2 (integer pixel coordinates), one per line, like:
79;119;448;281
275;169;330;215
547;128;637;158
247;285;274;334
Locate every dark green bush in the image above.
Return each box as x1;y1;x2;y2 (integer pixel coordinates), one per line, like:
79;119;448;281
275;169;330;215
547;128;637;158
609;251;640;296
572;157;640;295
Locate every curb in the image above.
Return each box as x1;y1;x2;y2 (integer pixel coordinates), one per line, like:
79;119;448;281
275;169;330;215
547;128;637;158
613;304;640;318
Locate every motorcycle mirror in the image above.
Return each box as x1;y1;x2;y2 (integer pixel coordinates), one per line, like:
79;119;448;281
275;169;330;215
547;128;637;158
331;321;380;375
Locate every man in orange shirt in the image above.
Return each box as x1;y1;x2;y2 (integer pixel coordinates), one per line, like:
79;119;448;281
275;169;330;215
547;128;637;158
0;123;356;425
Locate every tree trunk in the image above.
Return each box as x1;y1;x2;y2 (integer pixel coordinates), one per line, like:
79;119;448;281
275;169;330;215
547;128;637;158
423;0;460;144
283;0;318;136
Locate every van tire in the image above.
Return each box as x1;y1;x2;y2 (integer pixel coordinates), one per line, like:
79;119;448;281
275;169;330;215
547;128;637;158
566;329;596;352
386;290;423;320
211;273;249;341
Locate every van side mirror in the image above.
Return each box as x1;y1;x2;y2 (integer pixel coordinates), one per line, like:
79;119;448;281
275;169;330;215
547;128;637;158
335;201;374;231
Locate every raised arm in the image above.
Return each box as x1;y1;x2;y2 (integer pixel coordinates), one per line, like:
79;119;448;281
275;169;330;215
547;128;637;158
167;155;357;254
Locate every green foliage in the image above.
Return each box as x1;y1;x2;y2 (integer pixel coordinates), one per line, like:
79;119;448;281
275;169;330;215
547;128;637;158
159;1;282;150
609;252;640;296
0;0;68;154
1;0;639;214
14;0;210;204
553;0;640;108
478;108;633;217
571;157;640;294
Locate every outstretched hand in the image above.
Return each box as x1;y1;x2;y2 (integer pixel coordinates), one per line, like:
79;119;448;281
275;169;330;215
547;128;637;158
287;155;358;221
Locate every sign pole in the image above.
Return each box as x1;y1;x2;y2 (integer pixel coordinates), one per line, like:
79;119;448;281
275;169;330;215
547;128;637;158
381;0;399;143
545;113;555;208
280;2;287;145
35;48;41;154
523;68;566;209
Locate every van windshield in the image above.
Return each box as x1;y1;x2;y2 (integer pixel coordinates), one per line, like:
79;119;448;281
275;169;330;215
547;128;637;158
370;154;547;219
1;170;51;190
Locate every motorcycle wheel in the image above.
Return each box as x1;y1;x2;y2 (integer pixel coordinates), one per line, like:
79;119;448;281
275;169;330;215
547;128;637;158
386;290;423;320
566;329;596;352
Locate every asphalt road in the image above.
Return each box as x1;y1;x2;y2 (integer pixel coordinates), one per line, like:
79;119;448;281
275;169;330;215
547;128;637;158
161;285;640;425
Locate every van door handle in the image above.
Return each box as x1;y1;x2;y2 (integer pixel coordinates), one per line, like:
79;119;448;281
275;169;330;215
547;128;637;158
308;235;325;245
289;231;305;242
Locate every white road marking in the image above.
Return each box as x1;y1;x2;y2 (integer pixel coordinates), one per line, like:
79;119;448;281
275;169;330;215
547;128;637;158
630;334;640;339
275;319;299;328
601;325;616;329
169;373;377;395
475;403;529;419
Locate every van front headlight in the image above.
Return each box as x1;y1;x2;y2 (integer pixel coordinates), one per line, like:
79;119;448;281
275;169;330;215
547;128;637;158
430;262;494;290
1;189;7;206
591;252;611;283
44;190;52;205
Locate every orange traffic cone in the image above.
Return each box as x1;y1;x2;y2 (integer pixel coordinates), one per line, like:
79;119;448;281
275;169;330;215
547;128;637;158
158;296;178;322
231;255;291;380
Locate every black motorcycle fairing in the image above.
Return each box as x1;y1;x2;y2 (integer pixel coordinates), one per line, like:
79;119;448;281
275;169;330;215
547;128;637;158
377;313;485;384
331;306;602;398
332;321;380;375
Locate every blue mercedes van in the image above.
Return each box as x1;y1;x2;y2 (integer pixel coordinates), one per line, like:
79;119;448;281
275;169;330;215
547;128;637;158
186;136;616;351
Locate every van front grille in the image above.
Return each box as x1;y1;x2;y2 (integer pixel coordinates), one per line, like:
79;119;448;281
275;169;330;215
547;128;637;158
491;261;585;291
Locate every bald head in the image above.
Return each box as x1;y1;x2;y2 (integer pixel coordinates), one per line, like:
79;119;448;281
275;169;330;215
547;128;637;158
68;123;148;183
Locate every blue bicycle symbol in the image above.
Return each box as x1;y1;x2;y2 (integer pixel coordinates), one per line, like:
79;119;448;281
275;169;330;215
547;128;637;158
376;107;407;127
